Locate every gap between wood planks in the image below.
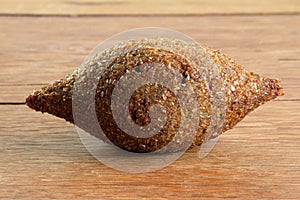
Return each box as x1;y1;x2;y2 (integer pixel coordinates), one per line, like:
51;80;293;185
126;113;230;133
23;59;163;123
1;0;300;16
0;12;300;18
1;15;299;103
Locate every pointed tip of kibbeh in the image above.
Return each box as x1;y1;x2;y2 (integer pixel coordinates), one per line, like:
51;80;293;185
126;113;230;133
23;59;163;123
26;74;75;123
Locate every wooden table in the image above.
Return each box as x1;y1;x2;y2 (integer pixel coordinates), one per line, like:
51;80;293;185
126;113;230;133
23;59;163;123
1;1;299;199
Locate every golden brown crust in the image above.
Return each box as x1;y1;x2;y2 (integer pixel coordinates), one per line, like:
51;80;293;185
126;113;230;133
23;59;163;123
26;39;284;153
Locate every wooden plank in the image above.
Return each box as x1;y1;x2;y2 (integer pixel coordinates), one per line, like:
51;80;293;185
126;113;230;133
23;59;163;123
0;102;299;199
1;0;300;16
0;15;299;103
0;85;41;103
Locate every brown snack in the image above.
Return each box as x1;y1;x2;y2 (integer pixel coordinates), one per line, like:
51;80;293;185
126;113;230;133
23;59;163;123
26;38;284;153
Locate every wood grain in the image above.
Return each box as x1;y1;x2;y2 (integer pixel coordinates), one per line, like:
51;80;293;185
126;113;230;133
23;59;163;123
0;101;299;199
1;0;300;198
0;15;299;103
1;0;300;16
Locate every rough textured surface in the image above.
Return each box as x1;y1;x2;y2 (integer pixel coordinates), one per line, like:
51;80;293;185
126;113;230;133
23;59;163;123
25;39;283;152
